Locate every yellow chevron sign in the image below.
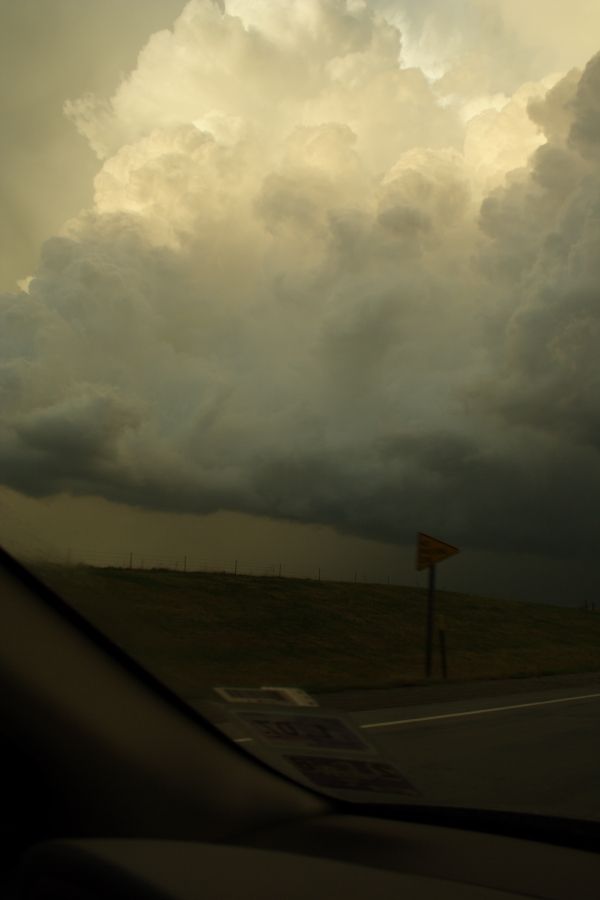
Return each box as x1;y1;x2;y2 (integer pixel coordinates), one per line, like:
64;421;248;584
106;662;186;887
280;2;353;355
416;532;460;571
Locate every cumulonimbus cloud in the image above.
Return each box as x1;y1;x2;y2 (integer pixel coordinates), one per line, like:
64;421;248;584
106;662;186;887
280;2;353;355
2;0;600;558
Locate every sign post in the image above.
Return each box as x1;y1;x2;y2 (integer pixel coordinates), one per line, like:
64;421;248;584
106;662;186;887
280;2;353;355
416;533;460;679
425;563;436;679
438;614;448;680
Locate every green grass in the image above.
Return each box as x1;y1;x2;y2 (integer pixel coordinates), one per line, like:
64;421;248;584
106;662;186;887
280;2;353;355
32;563;600;698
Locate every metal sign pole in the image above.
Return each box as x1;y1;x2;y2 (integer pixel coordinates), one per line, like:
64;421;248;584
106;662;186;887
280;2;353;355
425;564;436;678
416;532;460;680
438;614;448;680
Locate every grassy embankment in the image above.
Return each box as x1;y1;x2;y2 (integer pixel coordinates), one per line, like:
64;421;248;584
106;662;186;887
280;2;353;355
33;564;600;698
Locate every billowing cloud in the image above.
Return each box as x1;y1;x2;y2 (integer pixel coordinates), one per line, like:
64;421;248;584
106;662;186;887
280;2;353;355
2;0;600;560
0;0;187;290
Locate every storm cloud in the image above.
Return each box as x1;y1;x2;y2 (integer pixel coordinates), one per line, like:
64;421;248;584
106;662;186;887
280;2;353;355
2;0;600;559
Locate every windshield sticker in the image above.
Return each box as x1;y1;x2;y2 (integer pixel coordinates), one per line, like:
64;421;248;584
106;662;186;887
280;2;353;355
213;686;318;706
233;711;372;753
284;754;420;796
260;686;319;707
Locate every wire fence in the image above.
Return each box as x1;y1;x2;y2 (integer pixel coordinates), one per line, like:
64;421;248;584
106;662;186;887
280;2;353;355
29;544;413;589
7;536;599;610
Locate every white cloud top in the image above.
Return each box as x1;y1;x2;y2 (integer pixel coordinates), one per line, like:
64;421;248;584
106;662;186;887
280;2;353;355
2;0;600;557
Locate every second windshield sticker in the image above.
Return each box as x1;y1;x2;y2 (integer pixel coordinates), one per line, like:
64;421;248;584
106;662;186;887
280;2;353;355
233;711;373;753
284;754;420;797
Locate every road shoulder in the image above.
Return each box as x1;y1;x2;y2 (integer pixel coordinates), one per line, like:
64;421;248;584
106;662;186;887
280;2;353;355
316;670;600;711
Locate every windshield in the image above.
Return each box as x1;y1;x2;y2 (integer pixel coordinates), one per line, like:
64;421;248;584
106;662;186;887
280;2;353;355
2;0;600;816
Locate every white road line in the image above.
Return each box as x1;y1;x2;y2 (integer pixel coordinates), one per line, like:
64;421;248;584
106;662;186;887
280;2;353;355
234;737;253;743
360;692;600;730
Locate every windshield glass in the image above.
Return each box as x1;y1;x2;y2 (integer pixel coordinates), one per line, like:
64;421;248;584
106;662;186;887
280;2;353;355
2;0;600;816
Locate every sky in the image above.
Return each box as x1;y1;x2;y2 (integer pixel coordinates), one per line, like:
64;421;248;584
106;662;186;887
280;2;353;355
2;0;600;605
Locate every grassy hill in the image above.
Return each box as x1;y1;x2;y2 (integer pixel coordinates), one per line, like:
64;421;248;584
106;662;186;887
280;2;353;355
32;564;600;699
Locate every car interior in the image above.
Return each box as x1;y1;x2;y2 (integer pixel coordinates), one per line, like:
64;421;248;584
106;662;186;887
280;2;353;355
1;544;600;900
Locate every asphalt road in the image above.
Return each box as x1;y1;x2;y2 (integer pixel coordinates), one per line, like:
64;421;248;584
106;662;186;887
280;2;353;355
347;686;600;821
199;673;600;820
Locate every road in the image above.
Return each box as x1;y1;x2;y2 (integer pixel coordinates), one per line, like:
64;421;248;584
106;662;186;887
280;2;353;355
200;673;600;820
347;686;600;820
